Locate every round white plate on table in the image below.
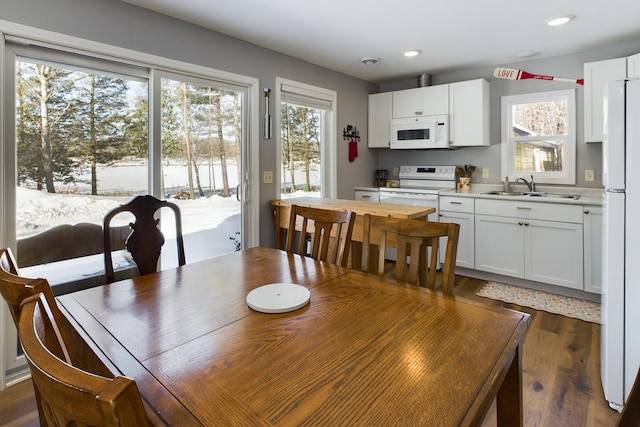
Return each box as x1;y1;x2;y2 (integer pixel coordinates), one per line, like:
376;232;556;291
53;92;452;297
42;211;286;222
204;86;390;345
246;283;311;313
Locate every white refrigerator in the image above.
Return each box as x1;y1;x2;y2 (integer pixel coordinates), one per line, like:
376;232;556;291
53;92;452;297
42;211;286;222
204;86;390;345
602;78;640;411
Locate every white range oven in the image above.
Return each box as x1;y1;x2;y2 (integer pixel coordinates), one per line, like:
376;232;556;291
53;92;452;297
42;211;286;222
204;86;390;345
378;165;457;221
378;165;457;263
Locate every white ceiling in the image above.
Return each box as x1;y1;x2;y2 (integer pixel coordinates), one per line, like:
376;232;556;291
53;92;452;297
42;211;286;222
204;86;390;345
123;0;640;83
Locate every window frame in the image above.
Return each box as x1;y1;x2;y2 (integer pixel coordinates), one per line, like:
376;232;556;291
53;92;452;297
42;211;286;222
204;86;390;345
501;89;576;185
275;77;337;198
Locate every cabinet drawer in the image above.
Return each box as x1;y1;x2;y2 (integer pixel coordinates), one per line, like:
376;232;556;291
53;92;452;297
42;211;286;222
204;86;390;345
475;199;582;223
439;196;474;213
355;190;379;203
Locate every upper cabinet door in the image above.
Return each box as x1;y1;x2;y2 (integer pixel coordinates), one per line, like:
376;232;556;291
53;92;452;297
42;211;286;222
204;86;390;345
449;79;490;147
368;92;392;148
628;53;640;78
392;85;448;119
584;57;627;143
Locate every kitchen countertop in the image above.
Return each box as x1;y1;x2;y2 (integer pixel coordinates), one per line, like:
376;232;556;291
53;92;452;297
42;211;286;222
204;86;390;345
355;184;603;206
440;183;603;206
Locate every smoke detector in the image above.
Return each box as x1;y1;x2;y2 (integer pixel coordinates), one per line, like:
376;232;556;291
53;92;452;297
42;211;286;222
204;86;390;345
361;57;379;65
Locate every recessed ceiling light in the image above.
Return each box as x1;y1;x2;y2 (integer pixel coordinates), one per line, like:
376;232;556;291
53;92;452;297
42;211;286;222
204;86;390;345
403;49;422;58
361;57;379;65
546;15;574;26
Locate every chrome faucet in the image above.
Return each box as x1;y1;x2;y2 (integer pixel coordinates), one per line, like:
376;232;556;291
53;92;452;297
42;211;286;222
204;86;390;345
516;175;536;192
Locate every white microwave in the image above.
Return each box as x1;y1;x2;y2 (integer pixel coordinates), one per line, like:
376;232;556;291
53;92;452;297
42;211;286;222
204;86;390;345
390;115;449;149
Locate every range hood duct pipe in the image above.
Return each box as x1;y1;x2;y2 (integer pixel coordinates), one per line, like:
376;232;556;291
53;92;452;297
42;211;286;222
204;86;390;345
417;73;431;87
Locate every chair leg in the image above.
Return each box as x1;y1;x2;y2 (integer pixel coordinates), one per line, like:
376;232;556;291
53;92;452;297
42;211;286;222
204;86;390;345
427;238;438;290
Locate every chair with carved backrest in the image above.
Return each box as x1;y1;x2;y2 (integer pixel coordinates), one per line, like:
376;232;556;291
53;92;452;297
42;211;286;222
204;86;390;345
361;215;460;295
103;195;186;284
0;248;97;426
18;292;152;427
284;204;356;267
0;247;68;340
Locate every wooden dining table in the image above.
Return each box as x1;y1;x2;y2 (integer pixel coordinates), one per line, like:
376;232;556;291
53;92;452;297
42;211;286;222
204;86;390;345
57;247;529;426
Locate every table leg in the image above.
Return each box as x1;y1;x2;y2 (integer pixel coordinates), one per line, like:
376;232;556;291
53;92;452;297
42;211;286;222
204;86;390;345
496;340;524;426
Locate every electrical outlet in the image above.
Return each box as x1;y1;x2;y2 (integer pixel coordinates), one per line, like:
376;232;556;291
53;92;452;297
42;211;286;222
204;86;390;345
585;169;595;182
393;167;399;177
482;168;489;179
263;171;273;184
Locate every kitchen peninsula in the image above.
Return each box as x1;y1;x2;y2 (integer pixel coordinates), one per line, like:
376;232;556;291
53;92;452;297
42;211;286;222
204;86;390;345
271;197;435;268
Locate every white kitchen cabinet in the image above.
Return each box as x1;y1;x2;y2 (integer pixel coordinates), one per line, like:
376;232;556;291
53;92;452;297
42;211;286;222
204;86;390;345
628;53;640;78
439;196;474;268
367;92;392;148
392;85;449;119
475;215;525;277
448;79;490;147
475;199;584;290
355;189;380;203
583;206;603;294
584;57;628;142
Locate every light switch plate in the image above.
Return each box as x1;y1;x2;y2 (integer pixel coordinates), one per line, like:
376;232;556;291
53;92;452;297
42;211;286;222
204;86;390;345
263;171;273;184
482;168;489;179
585;169;595;182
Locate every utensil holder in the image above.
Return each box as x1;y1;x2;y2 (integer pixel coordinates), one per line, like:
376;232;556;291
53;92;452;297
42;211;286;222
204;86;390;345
459;177;471;192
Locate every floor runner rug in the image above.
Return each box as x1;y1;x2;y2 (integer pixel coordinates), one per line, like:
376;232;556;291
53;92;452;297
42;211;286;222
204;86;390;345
476;281;601;324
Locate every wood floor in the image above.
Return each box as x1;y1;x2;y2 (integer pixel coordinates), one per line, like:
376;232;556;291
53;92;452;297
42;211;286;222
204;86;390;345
0;274;621;426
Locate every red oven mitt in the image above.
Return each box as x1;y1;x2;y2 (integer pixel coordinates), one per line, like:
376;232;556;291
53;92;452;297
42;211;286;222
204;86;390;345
349;139;358;162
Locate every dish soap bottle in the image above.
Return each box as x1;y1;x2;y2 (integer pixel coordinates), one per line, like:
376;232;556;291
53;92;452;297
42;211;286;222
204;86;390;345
503;176;510;192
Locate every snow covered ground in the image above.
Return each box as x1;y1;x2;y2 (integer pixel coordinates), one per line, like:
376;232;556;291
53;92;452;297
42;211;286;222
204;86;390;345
17;186;241;238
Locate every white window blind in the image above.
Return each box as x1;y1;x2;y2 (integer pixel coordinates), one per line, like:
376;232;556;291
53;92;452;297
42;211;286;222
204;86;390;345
281;83;333;110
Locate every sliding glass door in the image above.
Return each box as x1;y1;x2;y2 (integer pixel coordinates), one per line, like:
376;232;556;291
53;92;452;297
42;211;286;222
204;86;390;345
2;41;254;380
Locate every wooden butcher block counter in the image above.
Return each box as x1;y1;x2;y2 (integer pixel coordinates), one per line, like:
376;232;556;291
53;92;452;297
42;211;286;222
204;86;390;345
271;197;435;268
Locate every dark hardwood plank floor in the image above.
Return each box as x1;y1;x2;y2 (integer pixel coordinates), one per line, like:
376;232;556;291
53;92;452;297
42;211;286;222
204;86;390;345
0;273;621;426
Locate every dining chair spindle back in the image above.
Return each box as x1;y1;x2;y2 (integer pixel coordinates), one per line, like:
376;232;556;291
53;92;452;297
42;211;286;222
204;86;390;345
285;205;356;267
361;215;459;295
18;292;152;427
103;195;186;284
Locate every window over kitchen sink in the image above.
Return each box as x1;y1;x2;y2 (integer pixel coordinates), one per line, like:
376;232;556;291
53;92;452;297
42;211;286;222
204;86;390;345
501;89;576;185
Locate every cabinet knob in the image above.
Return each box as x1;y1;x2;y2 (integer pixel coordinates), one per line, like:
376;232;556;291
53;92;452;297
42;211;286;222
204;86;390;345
584;209;590;214
518;221;524;226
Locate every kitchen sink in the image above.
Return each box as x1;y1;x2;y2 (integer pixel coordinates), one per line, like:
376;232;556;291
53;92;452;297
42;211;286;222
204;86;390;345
541;193;581;200
482;191;581;200
481;191;524;196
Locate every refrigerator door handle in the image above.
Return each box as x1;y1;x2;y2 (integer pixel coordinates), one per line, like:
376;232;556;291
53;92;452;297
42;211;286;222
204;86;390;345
606;188;626;194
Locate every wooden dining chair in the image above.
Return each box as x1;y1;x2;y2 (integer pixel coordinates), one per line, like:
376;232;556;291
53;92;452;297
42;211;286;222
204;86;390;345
285;204;356;267
361;215;460;295
18;292;152;427
103;194;186;284
0;248;67;335
1;248;110;426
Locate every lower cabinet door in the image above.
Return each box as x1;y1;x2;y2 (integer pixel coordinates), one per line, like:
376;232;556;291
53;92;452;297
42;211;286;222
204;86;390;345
439;211;474;269
475;215;525;277
525;219;583;289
